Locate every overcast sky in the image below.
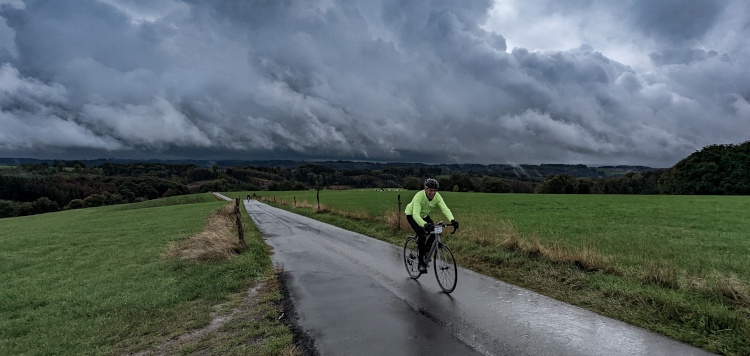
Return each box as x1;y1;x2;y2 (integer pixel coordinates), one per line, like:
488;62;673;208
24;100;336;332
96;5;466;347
0;0;748;167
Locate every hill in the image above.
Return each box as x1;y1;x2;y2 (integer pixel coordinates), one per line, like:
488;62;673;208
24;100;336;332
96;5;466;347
659;141;750;195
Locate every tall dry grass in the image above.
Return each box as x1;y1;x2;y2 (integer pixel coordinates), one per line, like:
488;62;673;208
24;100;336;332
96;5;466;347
379;208;618;274
260;195;373;220
163;204;244;263
261;196;325;211
687;273;750;308
380;208;412;233
711;274;750;307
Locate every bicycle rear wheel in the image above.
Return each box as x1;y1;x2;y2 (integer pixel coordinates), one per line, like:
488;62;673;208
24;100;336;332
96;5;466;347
403;237;421;279
434;243;457;293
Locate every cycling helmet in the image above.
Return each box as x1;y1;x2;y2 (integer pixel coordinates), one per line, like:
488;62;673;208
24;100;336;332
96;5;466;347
424;178;439;189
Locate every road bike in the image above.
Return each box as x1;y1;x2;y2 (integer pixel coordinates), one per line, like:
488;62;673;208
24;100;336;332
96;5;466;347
403;221;458;293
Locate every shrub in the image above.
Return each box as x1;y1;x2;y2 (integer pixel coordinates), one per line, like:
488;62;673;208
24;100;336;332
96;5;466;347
162;188;182;198
0;200;18;218
479;177;512;193
106;193;125;205
17;202;34;216
32;197;60;214
83;194;106;207
66;199;84;210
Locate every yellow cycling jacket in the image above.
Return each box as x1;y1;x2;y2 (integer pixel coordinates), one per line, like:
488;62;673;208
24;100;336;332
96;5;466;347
404;190;454;228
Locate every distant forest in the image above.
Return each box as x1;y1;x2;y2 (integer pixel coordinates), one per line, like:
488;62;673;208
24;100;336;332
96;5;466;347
0;141;747;218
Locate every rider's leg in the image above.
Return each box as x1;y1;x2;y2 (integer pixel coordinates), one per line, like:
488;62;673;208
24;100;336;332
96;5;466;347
417;235;427;263
406;215;429;269
417;216;434;265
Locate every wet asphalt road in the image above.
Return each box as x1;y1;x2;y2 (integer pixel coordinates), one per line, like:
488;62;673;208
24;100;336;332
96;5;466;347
242;199;714;356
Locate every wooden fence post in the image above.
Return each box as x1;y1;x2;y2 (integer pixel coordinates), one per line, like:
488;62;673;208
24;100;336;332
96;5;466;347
316;189;321;212
397;194;401;230
234;197;245;245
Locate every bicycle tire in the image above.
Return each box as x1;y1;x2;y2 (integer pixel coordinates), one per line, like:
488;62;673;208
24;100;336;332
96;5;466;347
403;237;421;279
434;243;457;293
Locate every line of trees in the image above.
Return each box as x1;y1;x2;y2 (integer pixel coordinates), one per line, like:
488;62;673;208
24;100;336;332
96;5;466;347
1;141;746;218
536;171;663;194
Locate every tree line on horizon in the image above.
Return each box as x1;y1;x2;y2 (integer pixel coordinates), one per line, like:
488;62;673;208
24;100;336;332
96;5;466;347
0;141;747;218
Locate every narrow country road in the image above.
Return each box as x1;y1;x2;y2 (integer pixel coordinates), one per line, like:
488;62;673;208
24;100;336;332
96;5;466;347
241;198;713;356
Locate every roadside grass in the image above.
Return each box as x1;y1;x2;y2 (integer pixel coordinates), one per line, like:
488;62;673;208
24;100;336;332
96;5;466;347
0;193;297;356
237;189;750;356
162;204;242;263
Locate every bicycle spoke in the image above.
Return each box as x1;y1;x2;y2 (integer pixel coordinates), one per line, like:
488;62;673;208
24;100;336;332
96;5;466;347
434;244;457;293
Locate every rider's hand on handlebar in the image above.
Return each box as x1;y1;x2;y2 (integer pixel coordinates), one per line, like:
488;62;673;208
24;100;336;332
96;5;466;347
424;223;434;233
451;220;459;230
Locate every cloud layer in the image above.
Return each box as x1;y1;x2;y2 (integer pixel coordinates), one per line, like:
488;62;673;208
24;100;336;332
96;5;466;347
0;0;748;166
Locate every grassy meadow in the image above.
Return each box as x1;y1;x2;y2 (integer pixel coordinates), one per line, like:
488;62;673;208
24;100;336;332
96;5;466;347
0;193;298;356
235;189;750;355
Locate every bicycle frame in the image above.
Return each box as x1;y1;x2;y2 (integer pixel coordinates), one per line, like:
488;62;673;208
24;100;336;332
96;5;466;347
424;228;442;263
424;221;456;263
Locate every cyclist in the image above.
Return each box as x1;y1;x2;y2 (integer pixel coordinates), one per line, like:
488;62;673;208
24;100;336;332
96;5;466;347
404;178;459;274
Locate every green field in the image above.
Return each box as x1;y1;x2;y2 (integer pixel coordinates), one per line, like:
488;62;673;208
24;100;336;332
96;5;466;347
236;189;750;355
0;194;296;355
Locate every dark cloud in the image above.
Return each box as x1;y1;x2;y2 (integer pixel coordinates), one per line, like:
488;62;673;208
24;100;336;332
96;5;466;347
0;0;747;167
649;48;718;66
628;0;724;45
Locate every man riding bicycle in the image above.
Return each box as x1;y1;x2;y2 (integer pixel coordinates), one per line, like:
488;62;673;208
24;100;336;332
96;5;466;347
404;178;459;274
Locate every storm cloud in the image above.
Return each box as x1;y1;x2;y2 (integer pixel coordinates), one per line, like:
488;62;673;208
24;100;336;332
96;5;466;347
0;0;748;166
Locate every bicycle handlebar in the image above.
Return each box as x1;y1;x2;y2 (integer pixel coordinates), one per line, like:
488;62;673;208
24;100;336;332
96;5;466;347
435;221;458;235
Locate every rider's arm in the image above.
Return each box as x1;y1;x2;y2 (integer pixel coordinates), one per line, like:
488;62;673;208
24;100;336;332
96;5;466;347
412;192;428;227
435;193;454;222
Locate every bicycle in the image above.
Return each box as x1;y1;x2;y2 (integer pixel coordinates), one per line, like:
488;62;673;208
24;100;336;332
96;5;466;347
403;221;458;293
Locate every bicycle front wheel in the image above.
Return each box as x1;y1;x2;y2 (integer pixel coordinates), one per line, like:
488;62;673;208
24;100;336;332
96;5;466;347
434;243;457;293
403;237;421;279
